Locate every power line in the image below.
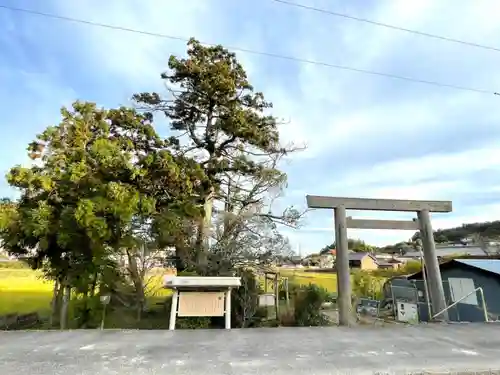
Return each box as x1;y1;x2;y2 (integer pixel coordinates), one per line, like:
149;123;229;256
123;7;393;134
269;0;500;53
1;4;498;96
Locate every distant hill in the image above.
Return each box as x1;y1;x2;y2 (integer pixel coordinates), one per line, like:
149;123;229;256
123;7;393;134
379;220;500;254
319;221;500;255
412;220;500;244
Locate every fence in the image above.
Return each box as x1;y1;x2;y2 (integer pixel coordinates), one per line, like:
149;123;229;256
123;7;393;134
389;279;491;323
0;312;41;330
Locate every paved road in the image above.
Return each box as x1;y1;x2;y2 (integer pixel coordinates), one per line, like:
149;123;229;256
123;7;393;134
1;324;500;374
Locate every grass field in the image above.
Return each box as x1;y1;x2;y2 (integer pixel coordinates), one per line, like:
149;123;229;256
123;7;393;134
1;265;386;319
1;267;338;317
0;269;54;316
281;270;338;292
0;267;171;317
281;269;387;300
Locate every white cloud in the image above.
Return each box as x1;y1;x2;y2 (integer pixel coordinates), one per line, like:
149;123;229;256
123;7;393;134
335;143;500;193
262;0;500;251
291;143;500;247
2;0;500;253
265;0;500;159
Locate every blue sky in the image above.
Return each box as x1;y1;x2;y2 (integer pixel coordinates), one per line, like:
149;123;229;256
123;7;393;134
2;0;500;254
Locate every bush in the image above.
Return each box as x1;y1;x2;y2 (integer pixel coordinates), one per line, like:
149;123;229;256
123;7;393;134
351;271;383;300
176;316;212;329
323;291;337;303
72;295;104;328
231;269;263;328
278;281;299;301
371;261;422;278
176;270;199;277
402;260;422;274
370;269;399;278
293;284;330;327
0;261;29;269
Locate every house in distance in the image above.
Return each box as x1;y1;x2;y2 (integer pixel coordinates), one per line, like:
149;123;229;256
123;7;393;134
348;252;378;270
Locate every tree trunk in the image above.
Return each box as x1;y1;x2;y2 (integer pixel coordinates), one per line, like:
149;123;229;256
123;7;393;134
136;290;144;322
51;280;64;327
56;281;64;311
79;291;90;329
49;279;59;327
194;220;207;273
175;246;188;273
89;271;98;298
126;249;145;322
134;273;145;323
195;191;214;274
60;284;71;330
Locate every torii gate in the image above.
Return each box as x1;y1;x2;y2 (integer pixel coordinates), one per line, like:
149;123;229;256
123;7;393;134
306;195;452;326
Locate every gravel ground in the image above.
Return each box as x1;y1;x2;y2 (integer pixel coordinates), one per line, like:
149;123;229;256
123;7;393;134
2;324;500;374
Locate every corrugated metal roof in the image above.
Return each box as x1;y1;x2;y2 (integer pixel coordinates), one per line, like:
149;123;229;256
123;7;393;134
405;246;486;258
455;259;500;275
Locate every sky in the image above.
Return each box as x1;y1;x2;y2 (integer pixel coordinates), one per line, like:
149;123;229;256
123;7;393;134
1;0;500;254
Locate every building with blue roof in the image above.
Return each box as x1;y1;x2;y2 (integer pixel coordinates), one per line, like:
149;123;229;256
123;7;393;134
454;258;500;275
407;258;500;322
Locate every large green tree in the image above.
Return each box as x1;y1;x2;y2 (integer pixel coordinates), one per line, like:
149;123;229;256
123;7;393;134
0;101;204;327
319;238;377;255
134;38;301;274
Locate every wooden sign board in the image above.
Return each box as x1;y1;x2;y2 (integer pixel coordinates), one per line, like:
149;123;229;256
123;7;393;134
177;292;225;317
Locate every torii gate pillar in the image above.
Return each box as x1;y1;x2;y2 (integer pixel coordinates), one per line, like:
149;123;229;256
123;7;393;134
306;196;452;326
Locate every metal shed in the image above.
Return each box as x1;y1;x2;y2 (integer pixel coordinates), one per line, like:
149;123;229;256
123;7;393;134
408;258;500;322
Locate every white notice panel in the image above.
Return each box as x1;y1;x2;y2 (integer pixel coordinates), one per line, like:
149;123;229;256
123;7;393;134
258;293;276;307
